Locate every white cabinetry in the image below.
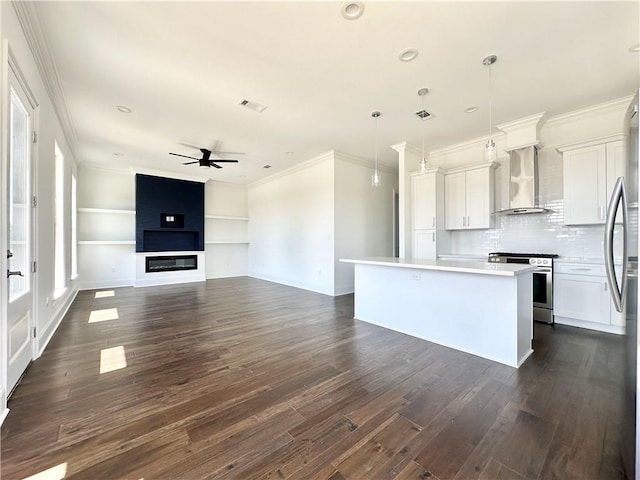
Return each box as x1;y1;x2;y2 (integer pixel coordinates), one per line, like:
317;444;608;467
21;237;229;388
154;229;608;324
559;136;625;225
444;163;497;230
554;262;624;334
411;168;450;259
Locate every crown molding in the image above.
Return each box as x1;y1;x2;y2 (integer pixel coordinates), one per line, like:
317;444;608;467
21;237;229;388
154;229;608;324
79;162;134;176
12;1;80;162
390;142;424;158
130;166;209;183
545;95;633;127
248;150;335;188
334;150;398;174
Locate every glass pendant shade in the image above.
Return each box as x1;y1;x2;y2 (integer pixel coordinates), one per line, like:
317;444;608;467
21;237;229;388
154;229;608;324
371;111;381;187
371;170;381;186
419;156;428;173
484;139;497;162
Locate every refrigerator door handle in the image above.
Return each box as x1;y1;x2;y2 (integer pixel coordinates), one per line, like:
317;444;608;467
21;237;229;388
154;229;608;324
604;176;628;312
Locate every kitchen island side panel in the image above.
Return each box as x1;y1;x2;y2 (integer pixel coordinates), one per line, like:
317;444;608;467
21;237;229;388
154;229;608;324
352;263;532;367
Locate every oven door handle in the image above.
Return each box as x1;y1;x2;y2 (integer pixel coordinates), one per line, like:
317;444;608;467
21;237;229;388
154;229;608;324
604;176;628;313
535;268;552;273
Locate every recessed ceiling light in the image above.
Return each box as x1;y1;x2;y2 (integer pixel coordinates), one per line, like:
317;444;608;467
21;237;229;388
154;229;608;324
263;164;272;169
116;105;131;113
285;151;294;156
464;106;479;113
629;43;640;53
341;1;364;20
398;48;419;62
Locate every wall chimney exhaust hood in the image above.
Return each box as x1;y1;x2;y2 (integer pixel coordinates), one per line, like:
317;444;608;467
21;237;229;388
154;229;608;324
495;146;550;215
495;112;549;215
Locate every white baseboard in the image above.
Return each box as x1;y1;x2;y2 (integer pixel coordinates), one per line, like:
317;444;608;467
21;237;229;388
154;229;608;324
79;278;133;291
554;316;624;335
206;270;248;279
38;286;79;358
0;386;8;426
248;272;334;296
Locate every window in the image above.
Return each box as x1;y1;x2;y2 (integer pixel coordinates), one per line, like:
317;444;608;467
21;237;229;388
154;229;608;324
71;173;78;279
53;142;65;297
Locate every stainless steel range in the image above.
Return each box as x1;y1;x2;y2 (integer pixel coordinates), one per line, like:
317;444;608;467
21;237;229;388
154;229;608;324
488;252;559;324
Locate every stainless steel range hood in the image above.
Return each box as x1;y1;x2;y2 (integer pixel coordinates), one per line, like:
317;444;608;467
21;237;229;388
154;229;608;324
495;145;550;215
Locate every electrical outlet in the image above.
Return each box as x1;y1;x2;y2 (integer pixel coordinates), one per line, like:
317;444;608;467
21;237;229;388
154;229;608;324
411;273;421;281
111;267;116;273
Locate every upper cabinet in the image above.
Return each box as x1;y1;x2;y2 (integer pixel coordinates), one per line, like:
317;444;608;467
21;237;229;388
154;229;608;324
559;136;625;225
445;163;497;230
411;169;444;230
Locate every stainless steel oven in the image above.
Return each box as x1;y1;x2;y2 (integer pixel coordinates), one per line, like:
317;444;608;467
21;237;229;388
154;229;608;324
488;252;558;324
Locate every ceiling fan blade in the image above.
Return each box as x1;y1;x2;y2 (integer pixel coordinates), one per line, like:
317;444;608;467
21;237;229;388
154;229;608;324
208;159;239;163
182;161;200;165
210;163;223;169
170;152;200;160
212;151;245;156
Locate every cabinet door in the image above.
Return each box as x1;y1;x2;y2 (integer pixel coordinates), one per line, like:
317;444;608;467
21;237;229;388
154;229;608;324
445;172;466;230
413;229;436;260
563;145;606;225
412;173;436;230
465;168;491;229
606;140;626;224
554;273;610;324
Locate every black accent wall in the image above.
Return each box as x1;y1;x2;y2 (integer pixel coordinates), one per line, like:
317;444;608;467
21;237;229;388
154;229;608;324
135;174;204;252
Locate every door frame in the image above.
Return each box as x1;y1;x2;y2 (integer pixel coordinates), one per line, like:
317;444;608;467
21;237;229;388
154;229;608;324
2;44;39;402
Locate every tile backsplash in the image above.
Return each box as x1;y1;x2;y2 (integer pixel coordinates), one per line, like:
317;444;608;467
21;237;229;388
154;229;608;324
450;145;628;259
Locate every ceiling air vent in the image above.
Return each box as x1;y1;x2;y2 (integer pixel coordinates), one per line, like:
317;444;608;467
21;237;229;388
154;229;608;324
239;99;267;113
415;109;432;121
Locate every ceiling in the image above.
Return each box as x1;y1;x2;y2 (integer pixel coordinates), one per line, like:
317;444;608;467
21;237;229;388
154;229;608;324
28;1;640;184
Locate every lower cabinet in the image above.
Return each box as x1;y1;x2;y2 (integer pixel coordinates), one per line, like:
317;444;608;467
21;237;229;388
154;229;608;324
553;262;624;334
413;230;436;260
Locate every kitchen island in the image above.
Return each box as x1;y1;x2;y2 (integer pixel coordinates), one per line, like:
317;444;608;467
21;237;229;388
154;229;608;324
340;257;535;368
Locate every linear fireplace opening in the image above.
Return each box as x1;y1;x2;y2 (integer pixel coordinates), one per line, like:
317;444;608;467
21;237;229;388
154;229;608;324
145;255;198;273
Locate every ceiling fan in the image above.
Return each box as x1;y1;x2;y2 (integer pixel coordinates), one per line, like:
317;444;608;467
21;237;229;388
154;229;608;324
169;148;240;169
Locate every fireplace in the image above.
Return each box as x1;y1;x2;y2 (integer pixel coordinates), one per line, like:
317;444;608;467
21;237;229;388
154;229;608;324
145;255;198;273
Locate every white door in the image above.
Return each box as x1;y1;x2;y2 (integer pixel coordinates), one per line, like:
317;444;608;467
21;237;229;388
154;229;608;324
412;173;436;230
413;230;436;260
563;144;605;225
6;68;35;395
466;168;490;229
444;172;466;230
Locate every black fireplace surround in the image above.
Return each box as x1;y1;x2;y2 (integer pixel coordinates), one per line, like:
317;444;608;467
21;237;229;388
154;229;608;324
135;174;204;252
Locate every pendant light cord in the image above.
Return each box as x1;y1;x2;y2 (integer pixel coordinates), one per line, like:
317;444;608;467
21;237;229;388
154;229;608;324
488;63;493;140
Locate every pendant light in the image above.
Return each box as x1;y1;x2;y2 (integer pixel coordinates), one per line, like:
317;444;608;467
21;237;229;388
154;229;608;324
417;88;429;173
371;111;381;187
483;54;498;162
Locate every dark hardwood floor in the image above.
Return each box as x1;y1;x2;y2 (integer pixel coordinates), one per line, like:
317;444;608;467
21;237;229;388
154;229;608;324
1;277;626;479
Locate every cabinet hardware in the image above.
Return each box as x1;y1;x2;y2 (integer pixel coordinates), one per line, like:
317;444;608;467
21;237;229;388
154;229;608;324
432;232;435;242
432;217;435;228
6;250;13;259
7;270;24;278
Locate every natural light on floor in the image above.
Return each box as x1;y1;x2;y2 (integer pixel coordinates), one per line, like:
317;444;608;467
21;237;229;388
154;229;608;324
95;290;115;298
88;308;119;323
23;462;67;480
99;346;127;374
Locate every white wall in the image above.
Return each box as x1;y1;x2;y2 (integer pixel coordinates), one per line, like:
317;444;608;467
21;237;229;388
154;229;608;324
248;153;336;295
334;153;398;295
1;2;80;416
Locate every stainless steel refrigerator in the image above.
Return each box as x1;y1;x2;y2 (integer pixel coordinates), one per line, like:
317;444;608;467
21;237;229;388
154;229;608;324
604;91;639;479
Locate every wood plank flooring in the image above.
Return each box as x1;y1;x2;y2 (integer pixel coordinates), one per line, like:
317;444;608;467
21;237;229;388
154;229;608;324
0;277;626;479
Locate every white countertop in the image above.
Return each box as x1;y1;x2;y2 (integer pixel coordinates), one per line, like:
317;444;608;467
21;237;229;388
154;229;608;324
340;257;535;277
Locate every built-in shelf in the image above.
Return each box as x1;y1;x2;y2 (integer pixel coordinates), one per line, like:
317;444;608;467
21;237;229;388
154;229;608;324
78;240;136;245
205;241;250;245
205;215;249;221
78;208;135;215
